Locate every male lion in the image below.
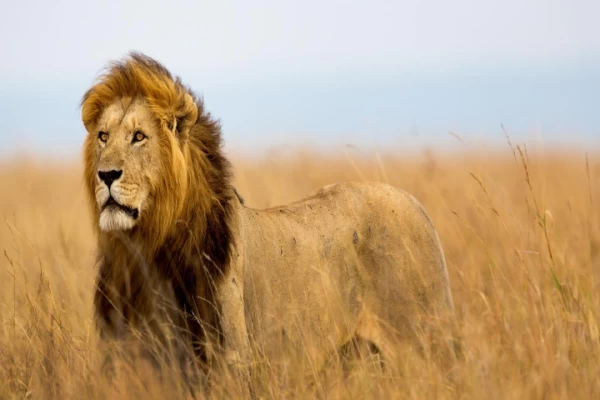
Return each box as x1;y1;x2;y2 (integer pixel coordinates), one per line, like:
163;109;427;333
81;53;455;380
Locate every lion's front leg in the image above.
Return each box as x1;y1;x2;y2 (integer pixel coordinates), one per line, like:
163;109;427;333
217;273;250;365
215;272;252;394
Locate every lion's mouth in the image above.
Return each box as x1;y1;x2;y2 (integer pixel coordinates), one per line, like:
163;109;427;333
102;197;139;220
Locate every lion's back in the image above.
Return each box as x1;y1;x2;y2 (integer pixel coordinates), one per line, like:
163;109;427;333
253;180;447;270
244;179;453;315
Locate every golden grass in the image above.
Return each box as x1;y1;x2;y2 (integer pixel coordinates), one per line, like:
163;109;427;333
1;142;599;399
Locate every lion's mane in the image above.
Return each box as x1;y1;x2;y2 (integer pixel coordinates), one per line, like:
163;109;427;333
81;53;235;356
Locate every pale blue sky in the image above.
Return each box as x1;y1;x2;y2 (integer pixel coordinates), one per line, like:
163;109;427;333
1;0;599;157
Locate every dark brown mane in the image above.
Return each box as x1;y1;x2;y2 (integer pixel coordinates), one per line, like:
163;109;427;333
83;52;237;363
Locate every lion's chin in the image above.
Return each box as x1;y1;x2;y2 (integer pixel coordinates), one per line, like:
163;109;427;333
99;208;138;232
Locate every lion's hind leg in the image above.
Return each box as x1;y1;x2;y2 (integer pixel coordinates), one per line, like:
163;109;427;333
302;319;398;397
338;335;384;374
352;311;408;373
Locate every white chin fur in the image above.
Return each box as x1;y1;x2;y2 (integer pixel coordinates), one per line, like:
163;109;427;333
99;208;137;231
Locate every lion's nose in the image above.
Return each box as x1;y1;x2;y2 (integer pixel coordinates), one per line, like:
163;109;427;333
98;170;123;188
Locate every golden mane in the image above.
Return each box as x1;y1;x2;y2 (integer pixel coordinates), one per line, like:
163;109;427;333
81;53;236;358
82;52;197;136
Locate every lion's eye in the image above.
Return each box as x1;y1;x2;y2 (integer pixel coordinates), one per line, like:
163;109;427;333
132;131;146;143
98;131;108;142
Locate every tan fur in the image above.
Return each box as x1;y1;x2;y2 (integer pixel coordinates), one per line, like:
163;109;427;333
81;53;455;375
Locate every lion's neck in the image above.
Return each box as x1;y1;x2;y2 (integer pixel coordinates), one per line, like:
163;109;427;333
95;192;237;346
106;189;237;278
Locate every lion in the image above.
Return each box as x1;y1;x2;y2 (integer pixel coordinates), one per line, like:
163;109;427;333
81;53;455;381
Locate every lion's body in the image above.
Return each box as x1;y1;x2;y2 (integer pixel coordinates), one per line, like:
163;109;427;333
80;53;454;376
233;181;453;362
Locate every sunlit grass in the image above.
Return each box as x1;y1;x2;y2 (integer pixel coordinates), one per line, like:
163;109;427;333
1;141;599;399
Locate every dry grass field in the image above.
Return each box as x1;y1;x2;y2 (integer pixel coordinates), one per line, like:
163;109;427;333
1;140;599;399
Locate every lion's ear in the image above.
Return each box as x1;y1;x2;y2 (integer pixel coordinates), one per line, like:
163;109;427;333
172;93;198;138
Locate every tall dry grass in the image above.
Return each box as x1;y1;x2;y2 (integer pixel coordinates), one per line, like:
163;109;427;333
1;141;599;399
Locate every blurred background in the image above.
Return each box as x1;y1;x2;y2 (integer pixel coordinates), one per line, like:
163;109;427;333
1;0;598;159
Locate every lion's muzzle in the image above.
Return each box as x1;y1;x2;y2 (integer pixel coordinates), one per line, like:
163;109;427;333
96;169;143;232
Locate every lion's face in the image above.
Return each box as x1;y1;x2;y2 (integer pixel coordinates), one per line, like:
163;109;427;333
86;98;164;232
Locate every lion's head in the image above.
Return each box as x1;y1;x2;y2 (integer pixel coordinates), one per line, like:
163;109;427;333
81;53;233;258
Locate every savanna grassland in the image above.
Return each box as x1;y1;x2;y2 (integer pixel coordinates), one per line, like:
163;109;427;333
1;141;599;399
